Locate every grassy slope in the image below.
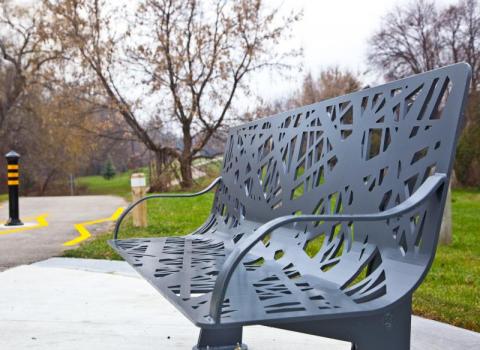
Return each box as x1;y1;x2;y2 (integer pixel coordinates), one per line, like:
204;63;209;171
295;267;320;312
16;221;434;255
77;168;148;198
77;162;220;199
65;168;480;332
77;172;131;198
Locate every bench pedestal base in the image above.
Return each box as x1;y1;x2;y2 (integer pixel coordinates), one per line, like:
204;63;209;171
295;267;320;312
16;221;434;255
349;295;412;350
193;327;247;350
271;294;412;350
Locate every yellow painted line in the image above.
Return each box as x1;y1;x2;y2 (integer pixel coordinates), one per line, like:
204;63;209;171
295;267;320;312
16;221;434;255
7;165;18;170
0;214;49;235
63;207;124;246
8;172;19;178
8;180;19;185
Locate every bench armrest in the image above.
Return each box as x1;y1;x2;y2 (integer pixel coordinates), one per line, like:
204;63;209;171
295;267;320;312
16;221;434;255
209;173;447;322
113;176;222;239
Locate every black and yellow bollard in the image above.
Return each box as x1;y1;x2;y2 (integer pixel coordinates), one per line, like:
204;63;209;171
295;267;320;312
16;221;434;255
5;151;23;226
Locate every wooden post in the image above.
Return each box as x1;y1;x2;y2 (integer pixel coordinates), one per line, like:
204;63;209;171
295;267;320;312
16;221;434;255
131;173;147;227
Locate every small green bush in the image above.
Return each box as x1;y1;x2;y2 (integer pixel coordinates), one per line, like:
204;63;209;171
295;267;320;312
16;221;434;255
101;158;116;180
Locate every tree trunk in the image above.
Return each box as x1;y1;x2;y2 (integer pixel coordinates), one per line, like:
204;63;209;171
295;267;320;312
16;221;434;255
0;57;17;128
180;156;193;189
439;180;453;245
179;123;194;189
149;149;171;192
39;170;56;195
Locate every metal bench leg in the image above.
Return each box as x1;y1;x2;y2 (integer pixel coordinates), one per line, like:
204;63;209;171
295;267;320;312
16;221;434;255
193;327;247;350
351;295;412;350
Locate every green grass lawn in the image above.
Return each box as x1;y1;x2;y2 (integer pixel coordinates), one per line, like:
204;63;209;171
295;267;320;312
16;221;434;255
77;169;146;198
63;193;215;260
413;188;480;331
65;168;480;332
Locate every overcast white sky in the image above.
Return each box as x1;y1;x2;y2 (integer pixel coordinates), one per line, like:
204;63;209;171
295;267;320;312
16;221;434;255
252;0;457;103
12;0;458;120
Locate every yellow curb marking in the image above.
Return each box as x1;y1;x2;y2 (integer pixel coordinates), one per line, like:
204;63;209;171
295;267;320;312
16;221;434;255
63;207;124;246
0;214;49;235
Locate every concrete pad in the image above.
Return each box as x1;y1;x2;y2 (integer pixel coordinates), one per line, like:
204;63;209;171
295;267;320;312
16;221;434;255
0;258;478;350
34;257;139;277
0;221;39;229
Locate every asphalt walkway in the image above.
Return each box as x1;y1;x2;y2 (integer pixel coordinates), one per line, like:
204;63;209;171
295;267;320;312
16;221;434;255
0;196;125;270
0;258;478;350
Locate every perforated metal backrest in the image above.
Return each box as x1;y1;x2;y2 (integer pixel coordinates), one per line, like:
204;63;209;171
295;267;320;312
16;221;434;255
207;64;470;309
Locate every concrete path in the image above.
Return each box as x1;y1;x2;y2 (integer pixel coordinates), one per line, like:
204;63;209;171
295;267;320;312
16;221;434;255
0;196;125;271
0;258;478;350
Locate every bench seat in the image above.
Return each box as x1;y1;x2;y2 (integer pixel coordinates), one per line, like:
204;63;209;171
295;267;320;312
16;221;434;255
110;233;379;326
109;63;471;350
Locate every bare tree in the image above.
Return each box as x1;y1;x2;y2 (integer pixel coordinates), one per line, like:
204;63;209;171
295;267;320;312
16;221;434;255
368;0;480;244
45;0;300;189
43;0;174;190
244;67;362;121
369;0;480;93
298;67;361;105
444;0;480;91
369;0;480;178
129;0;300;188
368;0;442;80
0;1;154;194
0;0;62;131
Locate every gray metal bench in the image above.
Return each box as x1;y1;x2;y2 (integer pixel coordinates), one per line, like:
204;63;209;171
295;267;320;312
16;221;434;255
109;63;471;350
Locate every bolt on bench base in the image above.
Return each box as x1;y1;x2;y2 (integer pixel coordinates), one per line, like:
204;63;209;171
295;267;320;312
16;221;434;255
193;327;247;350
